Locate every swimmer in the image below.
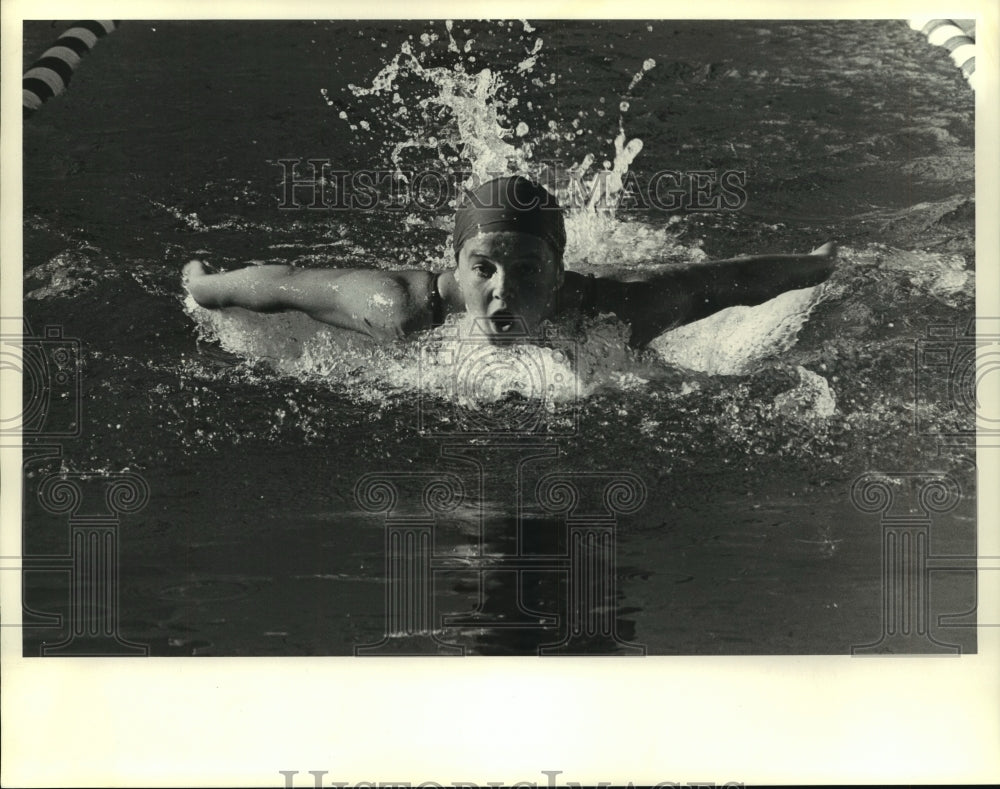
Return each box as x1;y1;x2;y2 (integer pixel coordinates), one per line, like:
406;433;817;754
183;175;837;347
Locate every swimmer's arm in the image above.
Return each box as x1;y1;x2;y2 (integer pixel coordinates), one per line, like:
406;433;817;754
585;243;837;347
183;262;438;341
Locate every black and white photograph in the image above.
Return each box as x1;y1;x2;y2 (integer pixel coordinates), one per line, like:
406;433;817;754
3;2;998;786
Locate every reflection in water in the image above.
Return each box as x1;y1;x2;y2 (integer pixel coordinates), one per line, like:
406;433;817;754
438;514;643;655
350;442;647;655
20;20;977;657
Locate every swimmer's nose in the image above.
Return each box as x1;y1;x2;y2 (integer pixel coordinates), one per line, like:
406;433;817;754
493;271;507;308
491;269;512;304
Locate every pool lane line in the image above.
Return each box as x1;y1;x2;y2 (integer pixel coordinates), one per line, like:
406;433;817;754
908;18;977;91
22;21;120;119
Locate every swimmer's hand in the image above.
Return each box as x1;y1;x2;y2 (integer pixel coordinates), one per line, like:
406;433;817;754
182;259;213;291
809;241;838;272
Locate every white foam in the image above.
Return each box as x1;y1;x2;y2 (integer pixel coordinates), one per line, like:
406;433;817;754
773;366;837;420
880;248;970;305
185;294;679;404
180;24;974;404
649;286;823;375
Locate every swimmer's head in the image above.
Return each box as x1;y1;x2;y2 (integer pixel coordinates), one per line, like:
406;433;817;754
452;176;566;341
453;175;566;263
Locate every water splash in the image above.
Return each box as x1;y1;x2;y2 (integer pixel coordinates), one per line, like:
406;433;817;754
627;58;657;92
649;285;824;375
772;366;837;420
338;27;704;277
345;31;534;184
184;294;679;405
340;25;673;246
182;21;975;417
25;251;107;300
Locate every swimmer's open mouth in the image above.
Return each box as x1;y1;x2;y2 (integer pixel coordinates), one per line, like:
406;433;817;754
489;311;518;334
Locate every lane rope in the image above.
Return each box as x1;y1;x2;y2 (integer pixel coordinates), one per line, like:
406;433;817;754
23;21;120;118
908;18;977;91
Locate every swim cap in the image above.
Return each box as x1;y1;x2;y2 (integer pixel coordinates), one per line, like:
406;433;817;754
453;175;566;261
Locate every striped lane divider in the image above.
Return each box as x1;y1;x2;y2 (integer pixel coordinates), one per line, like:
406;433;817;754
908;18;977;91
23;20;120;118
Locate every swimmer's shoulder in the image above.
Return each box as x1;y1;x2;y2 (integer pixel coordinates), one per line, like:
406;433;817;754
435;270;465;318
559;270;591;308
557;269;617;315
391;269;459;330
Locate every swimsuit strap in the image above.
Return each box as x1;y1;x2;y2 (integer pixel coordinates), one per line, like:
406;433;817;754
430;273;446;326
583;272;599;313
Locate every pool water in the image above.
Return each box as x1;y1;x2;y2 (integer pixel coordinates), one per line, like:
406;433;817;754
20;19;977;655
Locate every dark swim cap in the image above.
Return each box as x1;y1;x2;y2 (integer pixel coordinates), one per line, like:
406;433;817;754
452;175;566;261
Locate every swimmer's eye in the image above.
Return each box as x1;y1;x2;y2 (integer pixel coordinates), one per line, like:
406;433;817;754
472;263;495;279
510;258;544;274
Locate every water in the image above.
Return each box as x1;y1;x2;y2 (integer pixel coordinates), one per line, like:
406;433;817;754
21;20;976;655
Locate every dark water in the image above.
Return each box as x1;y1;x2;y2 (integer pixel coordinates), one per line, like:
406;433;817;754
21;20;977;655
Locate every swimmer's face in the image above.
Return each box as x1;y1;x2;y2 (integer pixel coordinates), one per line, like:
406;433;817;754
455;231;564;342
